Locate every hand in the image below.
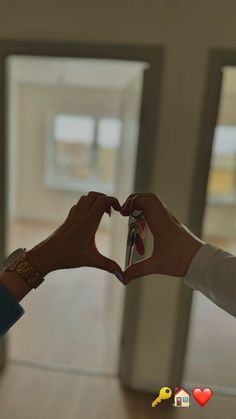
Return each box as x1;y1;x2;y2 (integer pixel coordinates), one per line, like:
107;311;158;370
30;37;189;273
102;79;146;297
26;192;124;280
120;193;205;284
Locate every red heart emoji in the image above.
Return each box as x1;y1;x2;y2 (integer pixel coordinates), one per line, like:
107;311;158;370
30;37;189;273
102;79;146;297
192;387;212;406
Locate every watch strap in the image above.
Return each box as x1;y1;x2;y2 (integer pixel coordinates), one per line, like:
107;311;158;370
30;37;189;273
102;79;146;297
4;248;45;289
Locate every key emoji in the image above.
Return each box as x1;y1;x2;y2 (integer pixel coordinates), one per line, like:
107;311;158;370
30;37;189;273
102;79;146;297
151;386;172;407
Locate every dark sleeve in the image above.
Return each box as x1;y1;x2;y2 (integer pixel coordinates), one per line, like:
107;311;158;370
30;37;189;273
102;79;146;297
0;283;25;336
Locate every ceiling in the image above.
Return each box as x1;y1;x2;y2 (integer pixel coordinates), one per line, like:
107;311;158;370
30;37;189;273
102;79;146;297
7;56;149;90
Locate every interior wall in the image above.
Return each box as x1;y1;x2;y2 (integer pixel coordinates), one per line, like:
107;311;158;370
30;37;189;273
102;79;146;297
1;0;236;390
11;82;122;224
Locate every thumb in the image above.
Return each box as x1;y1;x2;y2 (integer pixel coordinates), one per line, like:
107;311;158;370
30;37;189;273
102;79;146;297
123;256;158;285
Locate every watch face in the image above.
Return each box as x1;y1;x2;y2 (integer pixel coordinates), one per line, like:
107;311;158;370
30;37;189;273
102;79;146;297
3;248;26;269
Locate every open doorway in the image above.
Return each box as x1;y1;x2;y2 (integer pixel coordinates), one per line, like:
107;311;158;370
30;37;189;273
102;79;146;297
5;55;148;374
0;41;164;392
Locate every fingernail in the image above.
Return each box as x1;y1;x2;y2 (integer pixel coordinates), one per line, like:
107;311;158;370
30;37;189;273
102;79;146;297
114;271;124;283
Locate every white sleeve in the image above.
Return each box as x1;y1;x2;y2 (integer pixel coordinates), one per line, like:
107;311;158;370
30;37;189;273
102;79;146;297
184;243;236;317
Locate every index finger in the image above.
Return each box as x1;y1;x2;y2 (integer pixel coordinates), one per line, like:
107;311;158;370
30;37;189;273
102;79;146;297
121;193;150;212
88;195;121;227
121;193;168;217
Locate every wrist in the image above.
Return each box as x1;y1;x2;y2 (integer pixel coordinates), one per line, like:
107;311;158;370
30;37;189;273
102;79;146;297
181;238;205;276
26;245;55;276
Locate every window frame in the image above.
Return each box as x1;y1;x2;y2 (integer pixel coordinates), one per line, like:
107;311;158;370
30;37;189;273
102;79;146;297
44;110;122;195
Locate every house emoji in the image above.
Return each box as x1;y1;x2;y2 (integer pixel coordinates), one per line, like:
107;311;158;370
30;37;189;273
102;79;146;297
173;387;191;407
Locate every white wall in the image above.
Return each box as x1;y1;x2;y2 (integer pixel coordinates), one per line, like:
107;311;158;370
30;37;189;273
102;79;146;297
2;0;236;389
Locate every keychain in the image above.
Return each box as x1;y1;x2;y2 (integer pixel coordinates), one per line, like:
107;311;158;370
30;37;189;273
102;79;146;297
126;210;148;266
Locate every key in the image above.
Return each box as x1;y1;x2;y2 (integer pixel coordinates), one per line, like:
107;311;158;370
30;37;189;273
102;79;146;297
132;209;144;220
135;232;145;255
137;220;148;240
126;210;146;266
151;387;172;407
134;219;147;256
126;226;137;266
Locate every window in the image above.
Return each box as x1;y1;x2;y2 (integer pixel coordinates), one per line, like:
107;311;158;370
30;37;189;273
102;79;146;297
45;113;122;193
208;125;236;202
183;397;188;403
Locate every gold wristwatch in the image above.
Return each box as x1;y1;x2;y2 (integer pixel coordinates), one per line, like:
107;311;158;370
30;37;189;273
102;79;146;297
2;248;45;289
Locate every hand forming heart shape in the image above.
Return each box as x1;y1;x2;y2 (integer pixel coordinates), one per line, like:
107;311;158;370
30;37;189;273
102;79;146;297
26;191;205;285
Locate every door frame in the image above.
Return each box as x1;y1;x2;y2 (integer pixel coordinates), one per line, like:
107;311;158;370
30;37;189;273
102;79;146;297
0;39;164;369
187;49;236;238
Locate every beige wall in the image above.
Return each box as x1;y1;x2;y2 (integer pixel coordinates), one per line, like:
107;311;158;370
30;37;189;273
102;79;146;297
11;83;122;224
2;0;236;389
